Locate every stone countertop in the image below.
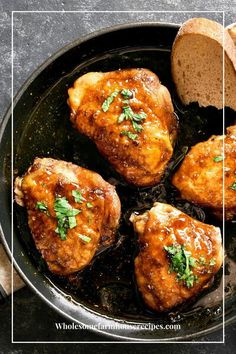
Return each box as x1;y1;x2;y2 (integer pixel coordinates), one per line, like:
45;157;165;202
0;0;236;351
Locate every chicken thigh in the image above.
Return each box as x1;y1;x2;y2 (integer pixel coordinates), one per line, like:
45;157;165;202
14;158;121;275
172;125;236;221
130;202;223;312
68;69;177;187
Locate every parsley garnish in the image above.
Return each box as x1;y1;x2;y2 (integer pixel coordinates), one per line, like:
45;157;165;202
54;197;81;240
102;89;119;112
213;155;224;162
36;201;47;212
101;88;147;139
35;201;50;216
164;244;198;288
121;130;138;141
132;120;143;132
118;105;133;122
120;89;133;99
86;202;93;208
230;182;236;191
118;106;146;138
78;234;91;243
118;106;146;129
72;190;86;203
209;258;216;266
198;256;207;266
197;256;216;268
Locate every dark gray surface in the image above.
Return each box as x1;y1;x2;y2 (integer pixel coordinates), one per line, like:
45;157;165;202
0;0;236;351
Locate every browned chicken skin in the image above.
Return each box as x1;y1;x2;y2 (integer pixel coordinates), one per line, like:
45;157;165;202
130;202;223;312
14;158;121;275
68;69;177;187
172;125;236;220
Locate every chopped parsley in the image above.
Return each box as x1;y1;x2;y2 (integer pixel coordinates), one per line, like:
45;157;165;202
101;88;147;140
213;155;224;162
197;256;216;267
118;105;146;138
118;105;133;122
230;182;236;191
72;190;86;203
35;201;50;216
118;106;146;127
198;256;207;266
78;234;91;243
132;120;143;133
164;244;198;288
120;130;138;141
209;258;216;266
121;88;133;99
72;190;94;210
36;201;48;212
102;89;119;112
54;197;81;240
118;106;146;139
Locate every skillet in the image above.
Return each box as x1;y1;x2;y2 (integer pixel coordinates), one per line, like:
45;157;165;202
0;22;236;341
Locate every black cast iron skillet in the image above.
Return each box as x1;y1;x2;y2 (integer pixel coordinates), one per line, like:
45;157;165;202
0;22;236;341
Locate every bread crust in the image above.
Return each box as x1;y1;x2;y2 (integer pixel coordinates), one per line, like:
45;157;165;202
227;23;236;46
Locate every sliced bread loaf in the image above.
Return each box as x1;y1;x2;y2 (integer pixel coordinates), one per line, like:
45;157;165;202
171;18;236;110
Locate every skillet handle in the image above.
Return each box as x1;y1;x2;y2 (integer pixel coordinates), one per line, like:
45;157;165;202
0;244;25;300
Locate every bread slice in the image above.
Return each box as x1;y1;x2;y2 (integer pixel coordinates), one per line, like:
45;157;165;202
227;23;236;46
171;18;236;110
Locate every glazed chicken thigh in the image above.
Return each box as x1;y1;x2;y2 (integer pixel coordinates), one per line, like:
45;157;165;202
130;202;222;312
14;158;121;275
172;125;236;220
68;69;177;187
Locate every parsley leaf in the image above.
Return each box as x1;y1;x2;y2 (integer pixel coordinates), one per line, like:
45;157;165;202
72;190;86;203
132;120;143;132
164;244;198;288
209;258;216;266
101;87;147;138
121;105;134;119
54;197;81;240
198;256;207;266
132;112;147;121
35;201;50;216
117;105;146;135
68;216;77;229
102;89;119;112
55;219;67;240
184;273;198;288
121;89;133;99
118;112;126;123
230;182;236;191
36;201;47;212
78;234;91;243
213;155;224;162
121;130;138;141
